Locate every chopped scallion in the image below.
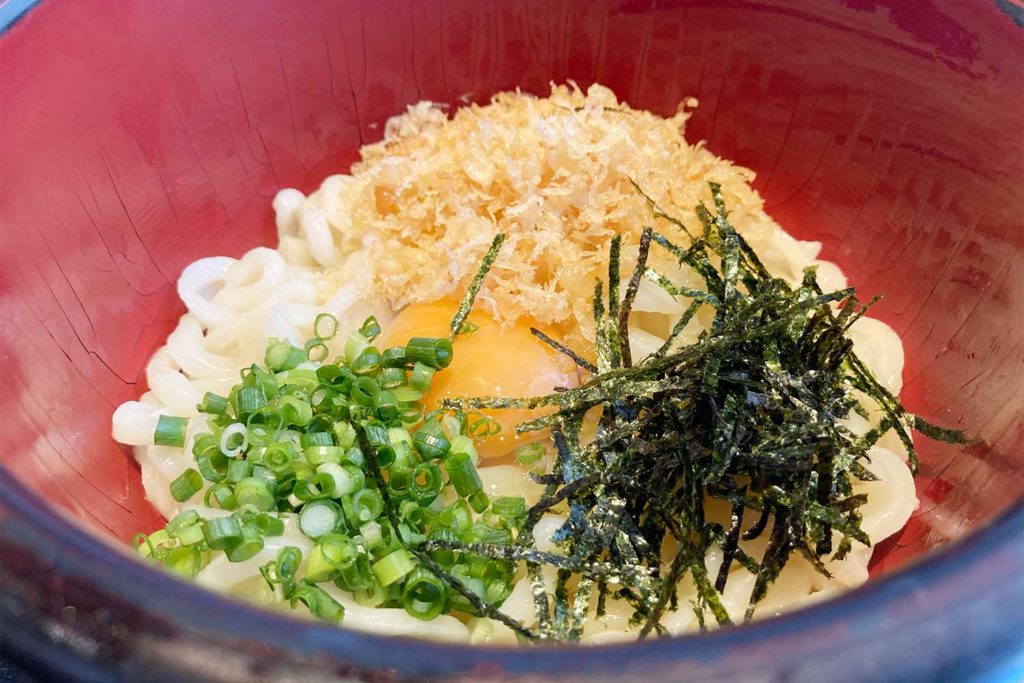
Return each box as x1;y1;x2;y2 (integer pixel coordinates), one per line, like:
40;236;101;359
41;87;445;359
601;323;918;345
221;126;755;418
264;340;307;372
317;462;363;497
445;451;482;498
372;548;416;587
402;566;447;620
234;477;275;512
236;386;267;416
288;580;345;624
226;523;264;562
381;346;408;368
204;482;238;510
343;488;383;527
513;443;545;465
344;331;370;364
299;500;343;539
359;316;381;341
169;468;203;502
404;337;454;370
413;419;451;461
314;313;340;340
409;362;435;392
203;516;243;550
154;415;189;448
305;338;330;363
197;392;230;415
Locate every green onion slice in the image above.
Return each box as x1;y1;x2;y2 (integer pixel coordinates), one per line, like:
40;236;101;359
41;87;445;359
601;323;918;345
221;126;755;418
402;566;447;621
299;500;343;539
169;468;203;502
197;392;229;415
203;516;243;550
372;548;416;587
314;313;340;340
405;338;454;370
154;415;189;448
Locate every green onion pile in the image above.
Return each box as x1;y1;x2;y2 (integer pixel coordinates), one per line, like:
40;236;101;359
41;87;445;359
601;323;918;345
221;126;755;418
135;256;530;626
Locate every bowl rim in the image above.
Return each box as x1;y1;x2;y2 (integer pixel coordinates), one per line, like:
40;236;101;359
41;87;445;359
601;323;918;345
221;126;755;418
0;0;39;35
2;462;1022;680
2;0;1022;678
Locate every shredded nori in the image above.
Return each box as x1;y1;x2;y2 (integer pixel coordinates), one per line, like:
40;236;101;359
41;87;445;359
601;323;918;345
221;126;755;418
424;184;969;643
448;234;506;342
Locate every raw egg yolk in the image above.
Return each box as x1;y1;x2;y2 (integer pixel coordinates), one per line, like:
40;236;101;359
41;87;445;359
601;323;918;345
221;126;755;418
380;300;579;460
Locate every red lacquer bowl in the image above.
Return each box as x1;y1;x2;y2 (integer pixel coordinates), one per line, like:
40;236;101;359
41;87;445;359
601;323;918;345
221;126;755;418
1;1;1021;681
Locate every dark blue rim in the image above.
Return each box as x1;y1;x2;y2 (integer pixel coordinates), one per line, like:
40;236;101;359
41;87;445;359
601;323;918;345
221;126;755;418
1;0;1021;676
0;0;39;35
995;0;1024;27
2;463;1022;678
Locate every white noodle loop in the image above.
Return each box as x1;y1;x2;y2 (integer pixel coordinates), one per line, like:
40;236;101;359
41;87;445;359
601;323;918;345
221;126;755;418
166;315;236;381
146;348;201;416
301;205;340;267
111;401;164;446
273;188;306;239
178;256;234;327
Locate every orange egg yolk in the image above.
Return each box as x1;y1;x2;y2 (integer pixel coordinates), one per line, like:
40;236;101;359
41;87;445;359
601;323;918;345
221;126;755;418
380;300;579;460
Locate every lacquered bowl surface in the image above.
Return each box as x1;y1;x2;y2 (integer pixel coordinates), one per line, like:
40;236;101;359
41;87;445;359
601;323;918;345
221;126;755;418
1;1;1021;681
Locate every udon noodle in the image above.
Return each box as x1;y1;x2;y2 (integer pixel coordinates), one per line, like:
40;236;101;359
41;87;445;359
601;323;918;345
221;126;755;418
113;84;917;643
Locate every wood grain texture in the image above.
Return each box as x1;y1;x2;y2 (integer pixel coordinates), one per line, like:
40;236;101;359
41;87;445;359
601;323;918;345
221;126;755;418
1;0;1020;574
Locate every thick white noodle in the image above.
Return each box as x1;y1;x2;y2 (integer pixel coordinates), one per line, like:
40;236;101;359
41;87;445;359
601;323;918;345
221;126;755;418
111;176;917;642
177;256;234;328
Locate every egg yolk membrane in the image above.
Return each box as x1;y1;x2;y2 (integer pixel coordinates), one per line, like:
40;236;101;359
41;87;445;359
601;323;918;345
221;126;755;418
381;301;579;460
